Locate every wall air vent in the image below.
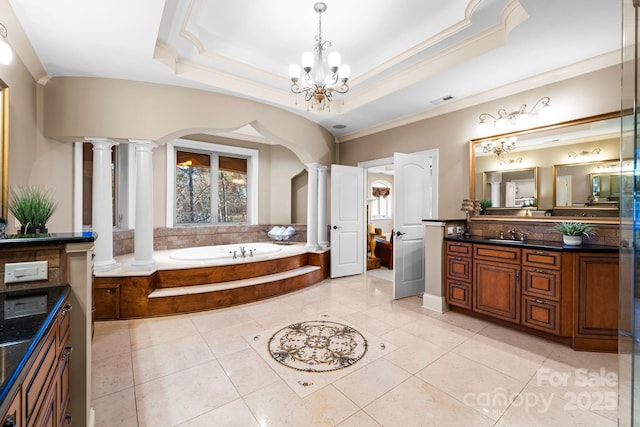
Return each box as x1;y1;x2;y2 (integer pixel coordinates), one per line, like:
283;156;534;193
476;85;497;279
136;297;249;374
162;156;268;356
430;95;455;105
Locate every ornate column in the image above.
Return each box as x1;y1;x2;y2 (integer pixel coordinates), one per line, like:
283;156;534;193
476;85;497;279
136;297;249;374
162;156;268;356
129;140;157;270
89;139;120;272
305;163;321;250
317;165;329;248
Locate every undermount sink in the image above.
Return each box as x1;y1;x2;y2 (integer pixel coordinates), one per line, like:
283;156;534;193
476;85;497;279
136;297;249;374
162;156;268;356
485;238;526;244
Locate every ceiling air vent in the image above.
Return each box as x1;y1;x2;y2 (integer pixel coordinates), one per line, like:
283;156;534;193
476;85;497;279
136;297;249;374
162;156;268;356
430;95;455;105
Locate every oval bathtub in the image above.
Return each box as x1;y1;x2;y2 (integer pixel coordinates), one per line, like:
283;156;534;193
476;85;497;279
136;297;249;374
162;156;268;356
169;242;283;261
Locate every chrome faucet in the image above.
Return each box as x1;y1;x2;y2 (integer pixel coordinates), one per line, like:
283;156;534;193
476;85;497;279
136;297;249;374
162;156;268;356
239;246;246;257
230;250;237;259
508;228;518;240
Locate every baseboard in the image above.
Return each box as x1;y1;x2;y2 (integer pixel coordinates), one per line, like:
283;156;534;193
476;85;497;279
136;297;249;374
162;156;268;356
422;293;449;313
89;408;95;427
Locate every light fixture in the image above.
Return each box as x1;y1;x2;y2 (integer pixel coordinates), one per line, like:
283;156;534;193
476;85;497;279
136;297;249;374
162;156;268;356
0;23;12;65
477;97;550;135
568;148;601;158
482;136;517;158
289;2;350;112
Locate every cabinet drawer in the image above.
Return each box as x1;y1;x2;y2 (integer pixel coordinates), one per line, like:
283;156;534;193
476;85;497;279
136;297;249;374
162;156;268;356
522;267;560;301
522;249;561;270
447;256;472;281
474;244;520;264
23;324;57;426
446;279;471;310
446;241;472;257
522;296;560;335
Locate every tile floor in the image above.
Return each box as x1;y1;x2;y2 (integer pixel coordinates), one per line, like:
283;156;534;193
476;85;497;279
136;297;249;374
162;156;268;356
91;272;619;426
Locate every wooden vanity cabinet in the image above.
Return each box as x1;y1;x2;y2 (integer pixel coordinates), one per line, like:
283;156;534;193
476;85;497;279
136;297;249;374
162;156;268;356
1;296;72;427
445;241;472;309
473;244;521;324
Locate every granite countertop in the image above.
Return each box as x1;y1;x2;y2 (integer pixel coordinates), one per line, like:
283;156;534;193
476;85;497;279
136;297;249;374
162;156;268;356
0;232;96;247
0;284;70;415
444;235;619;253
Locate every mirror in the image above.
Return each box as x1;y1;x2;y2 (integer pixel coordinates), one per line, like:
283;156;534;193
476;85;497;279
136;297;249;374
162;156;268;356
482;168;538;208
0;80;8;219
471;111;624;220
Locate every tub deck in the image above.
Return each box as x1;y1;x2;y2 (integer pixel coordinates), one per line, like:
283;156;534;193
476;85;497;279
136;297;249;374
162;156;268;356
93;244;330;319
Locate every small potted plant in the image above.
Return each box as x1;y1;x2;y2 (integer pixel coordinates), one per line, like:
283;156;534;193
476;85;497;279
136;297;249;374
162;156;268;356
8;186;58;234
479;199;492;214
554;221;596;246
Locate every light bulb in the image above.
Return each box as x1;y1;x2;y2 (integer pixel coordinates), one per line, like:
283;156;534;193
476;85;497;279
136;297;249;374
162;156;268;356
288;64;300;80
301;51;314;69
0;39;12;65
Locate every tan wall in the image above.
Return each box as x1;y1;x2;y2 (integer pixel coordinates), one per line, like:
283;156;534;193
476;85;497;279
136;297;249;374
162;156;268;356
339;65;621;219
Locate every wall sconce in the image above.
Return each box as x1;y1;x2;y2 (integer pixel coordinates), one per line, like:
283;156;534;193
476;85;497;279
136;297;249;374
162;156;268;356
498;156;523;165
567;148;601;158
482;136;517;158
0;23;12;65
477;97;550;135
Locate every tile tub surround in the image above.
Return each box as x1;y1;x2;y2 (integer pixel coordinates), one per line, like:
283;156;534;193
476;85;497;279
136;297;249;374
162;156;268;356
92;273;618;427
113;224;309;256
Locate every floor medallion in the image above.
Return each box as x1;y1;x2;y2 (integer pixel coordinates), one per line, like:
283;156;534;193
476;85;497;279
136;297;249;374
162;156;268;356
268;320;368;372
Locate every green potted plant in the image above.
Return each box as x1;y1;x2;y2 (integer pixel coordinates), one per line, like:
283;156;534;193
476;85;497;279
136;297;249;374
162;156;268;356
479;199;492;214
8;186;58;234
554;221;596;246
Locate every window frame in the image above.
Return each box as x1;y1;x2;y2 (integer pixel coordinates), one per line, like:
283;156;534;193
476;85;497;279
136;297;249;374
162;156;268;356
166;139;258;227
371;180;392;220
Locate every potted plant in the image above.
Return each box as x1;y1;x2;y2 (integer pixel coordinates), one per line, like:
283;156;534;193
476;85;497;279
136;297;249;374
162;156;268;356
554;221;596;246
479;199;492;214
8;186;58;234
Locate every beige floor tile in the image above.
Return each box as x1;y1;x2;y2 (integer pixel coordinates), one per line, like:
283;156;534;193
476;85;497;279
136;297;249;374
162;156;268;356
200;321;260;358
365;304;426;328
337;410;382;427
135;360;239;427
189;307;254;336
92;320;131;361
400;316;475;350
499;382;617;426
129;314;199;350
91;352;134;399
340;311;395;337
243;380;327;426
92;386;138;427
478;323;557;358
333;358;411;407
240;298;298;320
302;385;360;426
217;348;280;396
132;333;214;384
364;376;494;427
453;332;547;382
381;326;449;375
176;398;260;427
417;352;526;420
429;309;491;333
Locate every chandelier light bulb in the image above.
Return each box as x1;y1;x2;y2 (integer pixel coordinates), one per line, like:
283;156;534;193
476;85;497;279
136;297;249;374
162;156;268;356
328;51;341;69
288;64;301;80
338;64;350;80
0;24;11;65
301;51;314;69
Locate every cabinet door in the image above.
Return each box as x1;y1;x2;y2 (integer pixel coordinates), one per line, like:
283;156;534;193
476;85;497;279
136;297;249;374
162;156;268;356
522;296;560;334
2;388;22;427
447;256;471;281
576;254;619;337
474;261;520;323
446;279;471;309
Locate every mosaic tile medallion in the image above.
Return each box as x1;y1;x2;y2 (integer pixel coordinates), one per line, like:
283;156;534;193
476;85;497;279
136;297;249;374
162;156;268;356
268;320;368;372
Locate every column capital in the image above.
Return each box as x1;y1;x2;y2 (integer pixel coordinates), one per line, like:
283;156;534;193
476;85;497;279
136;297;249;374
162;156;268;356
85;137;119;150
129;139;158;151
305;162;320;171
317;164;330;172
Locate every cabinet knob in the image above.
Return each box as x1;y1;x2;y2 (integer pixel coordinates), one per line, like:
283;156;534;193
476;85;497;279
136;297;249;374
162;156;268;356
61;303;73;317
62;345;73;360
533;269;548;274
534;299;546;304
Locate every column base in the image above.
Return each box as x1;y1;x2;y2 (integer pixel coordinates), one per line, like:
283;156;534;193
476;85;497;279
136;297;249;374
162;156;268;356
129;259;157;272
318;240;329;249
94;259;121;272
305;243;322;251
422;293;449;314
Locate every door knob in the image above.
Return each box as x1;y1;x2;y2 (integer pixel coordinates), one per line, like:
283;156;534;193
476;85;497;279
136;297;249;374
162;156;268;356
395;231;406;236
332;225;341;229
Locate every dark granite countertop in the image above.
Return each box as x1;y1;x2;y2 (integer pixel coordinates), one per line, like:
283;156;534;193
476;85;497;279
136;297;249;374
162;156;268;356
0;232;96;248
0;284;70;416
444;236;619;253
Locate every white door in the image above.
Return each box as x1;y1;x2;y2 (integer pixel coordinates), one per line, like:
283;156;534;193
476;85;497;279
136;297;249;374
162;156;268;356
330;165;365;278
393;151;437;299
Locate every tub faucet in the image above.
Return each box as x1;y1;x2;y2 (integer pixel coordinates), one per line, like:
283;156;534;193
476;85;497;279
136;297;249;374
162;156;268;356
239;246;246;257
249;249;254;257
230;250;237;259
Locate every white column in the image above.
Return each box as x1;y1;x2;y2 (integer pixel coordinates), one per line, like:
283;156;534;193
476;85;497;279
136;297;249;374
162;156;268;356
129;140;157;271
90;139;120;272
317;165;329;248
306;163;321;250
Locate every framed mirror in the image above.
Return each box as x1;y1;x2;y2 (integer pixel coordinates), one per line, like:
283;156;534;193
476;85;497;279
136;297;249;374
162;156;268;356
0;79;8;219
470;111;623;221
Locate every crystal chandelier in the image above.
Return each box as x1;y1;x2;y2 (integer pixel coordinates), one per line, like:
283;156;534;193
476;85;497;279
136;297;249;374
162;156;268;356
288;2;350;112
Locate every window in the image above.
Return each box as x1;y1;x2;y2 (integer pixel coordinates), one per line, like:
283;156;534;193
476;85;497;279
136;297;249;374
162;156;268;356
371;180;392;219
167;139;258;226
